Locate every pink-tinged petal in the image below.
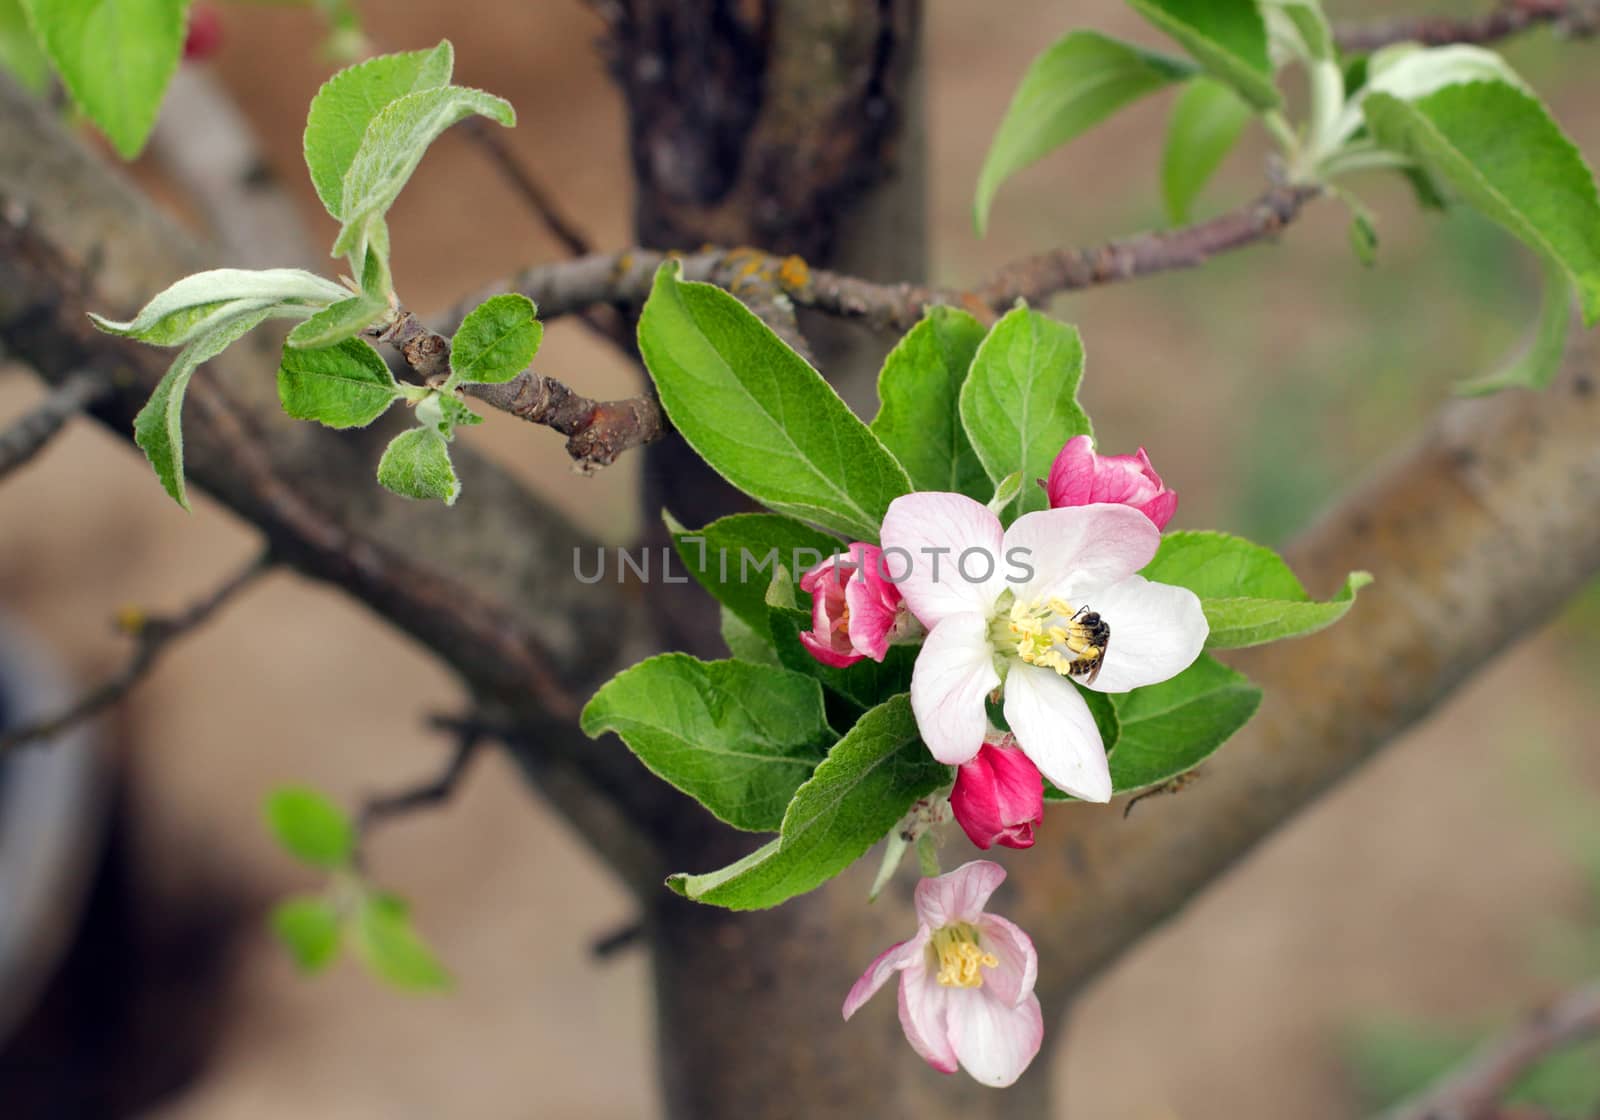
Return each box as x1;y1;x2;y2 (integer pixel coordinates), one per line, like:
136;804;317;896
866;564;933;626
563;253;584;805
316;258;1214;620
946;988;1045;1088
1077;575;1208;693
914;859;1007;929
898;967;959;1074
844;577;898;661
950;740;1043;851
880;492;1005;628
976;914;1038;1008
798;630;864;668
1042;434;1098;508
1001;503;1160;605
843;929;928;1020
1002;664;1111;803
909;614;998;766
1139;489;1179;531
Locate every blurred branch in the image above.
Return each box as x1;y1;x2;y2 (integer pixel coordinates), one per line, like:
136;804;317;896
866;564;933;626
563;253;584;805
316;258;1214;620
454;184;1323;334
0;549;274;754
355;713;489;857
1385;981;1600;1120
0;369;108;480
377;310;664;471
1334;0;1597;54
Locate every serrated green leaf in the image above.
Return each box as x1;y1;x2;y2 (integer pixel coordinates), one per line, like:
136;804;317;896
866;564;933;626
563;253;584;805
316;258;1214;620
958;305;1091;520
303;40;454;218
1126;0;1280;110
668;512;842;631
350;893;451;991
263;786;355;868
1458;259;1571;396
667;694;950;910
134;308;280;510
22;0;184;158
277;337;401;429
1364;83;1600;326
638;262;911;539
90;268;350;347
1108;654;1259;792
333;84;516;258
0;0;49;92
1142;529;1371;648
285;294;389;350
447;292;542;386
720;607;781;666
974;30;1193;232
581;654;833;832
1162;76;1252;224
376;427;460;505
271;896;343;974
870;306;989;498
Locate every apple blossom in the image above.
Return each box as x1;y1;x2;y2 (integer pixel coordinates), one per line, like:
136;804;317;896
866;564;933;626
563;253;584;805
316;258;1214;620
879;493;1208;801
843;860;1043;1088
950;733;1043;850
798;544;920;668
1044;434;1177;529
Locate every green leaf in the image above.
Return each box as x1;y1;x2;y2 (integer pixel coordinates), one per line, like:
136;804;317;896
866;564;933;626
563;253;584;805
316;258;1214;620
350;893;451;991
581;653;834;832
668;512;842;631
1142;530;1372;648
277;337;401;429
0;0;49;92
870;306;989;498
22;0;184;158
1364;82;1600;326
1108;654;1260;793
376;427;460;505
285;294;390;350
720;607;781;667
1458;259;1572;395
134;308;281;510
666;694;951;910
974;30;1194;232
333;84;516;258
1348;207;1379;267
1126;0;1280;110
447;292;542;387
263;786;355;868
90;268;350;347
770;610;916;715
1263;0;1332;62
414;392;483;439
271;896;343;974
958;305;1091;519
303;40;454;218
1162;76;1252;224
638;262;911;539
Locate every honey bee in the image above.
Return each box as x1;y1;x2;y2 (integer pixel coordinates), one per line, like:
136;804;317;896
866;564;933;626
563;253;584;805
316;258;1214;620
1065;606;1110;685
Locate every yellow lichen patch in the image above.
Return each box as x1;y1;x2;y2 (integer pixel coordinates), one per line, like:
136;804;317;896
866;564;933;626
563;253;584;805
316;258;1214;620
778;254;811;292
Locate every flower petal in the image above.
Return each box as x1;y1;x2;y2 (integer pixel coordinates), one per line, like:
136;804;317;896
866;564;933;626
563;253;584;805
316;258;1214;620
1078;574;1208;693
977;914;1038;1008
1001;503;1160;605
947;988;1045;1088
914;859;1007;929
1003;664;1111;802
843;929;928;1021
880;492;1005;627
845;577;898;661
898;967;959;1074
910;613;999;766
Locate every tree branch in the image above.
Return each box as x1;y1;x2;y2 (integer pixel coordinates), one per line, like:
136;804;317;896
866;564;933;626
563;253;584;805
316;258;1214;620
356;713;487;853
0;368;108;479
1385;981;1600;1120
1334;0;1597;54
0;549;274;753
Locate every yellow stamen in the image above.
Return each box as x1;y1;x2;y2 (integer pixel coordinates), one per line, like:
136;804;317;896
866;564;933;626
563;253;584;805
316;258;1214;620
930;923;999;989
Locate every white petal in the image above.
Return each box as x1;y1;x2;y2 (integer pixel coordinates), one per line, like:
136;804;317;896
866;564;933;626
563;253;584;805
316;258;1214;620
1001;503;1160;604
977;914;1038;1008
880;492;1005;627
913;860;1007;929
1003;664;1111;803
947;987;1046;1088
842;930;928;1021
1078;575;1208;693
898;967;959;1074
910;614;999;766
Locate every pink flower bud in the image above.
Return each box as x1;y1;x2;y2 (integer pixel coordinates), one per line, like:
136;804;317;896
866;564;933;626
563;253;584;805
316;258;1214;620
1043;435;1177;530
183;5;224;60
950;735;1043;851
798;545;907;668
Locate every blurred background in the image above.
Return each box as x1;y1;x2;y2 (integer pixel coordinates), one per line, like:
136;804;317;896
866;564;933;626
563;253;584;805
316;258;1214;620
1;0;1598;1115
